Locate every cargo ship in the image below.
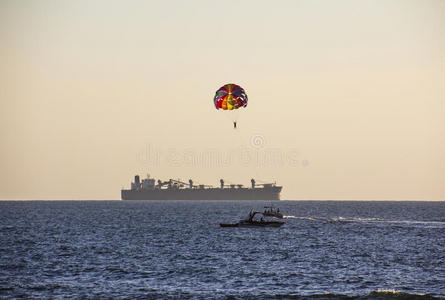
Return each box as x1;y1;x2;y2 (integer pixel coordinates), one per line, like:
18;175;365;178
121;175;282;200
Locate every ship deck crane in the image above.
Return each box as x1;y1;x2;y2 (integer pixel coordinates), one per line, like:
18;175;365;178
157;178;205;189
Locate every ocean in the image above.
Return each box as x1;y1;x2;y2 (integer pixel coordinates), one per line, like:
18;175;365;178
0;200;444;299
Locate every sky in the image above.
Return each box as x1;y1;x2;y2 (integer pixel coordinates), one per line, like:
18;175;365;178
1;0;444;200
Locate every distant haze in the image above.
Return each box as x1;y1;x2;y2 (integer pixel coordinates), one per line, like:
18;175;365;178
1;0;444;200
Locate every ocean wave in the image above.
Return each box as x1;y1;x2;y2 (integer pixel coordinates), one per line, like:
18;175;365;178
365;289;443;300
103;289;444;299
221;290;443;299
2;201;444;299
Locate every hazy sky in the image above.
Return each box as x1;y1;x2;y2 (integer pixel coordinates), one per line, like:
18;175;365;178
1;0;444;200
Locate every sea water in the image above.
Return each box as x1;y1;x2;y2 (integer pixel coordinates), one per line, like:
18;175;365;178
1;200;444;299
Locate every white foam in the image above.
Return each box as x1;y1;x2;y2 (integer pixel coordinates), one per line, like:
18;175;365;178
284;216;445;227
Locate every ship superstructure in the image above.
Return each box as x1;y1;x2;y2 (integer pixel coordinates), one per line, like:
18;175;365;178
121;175;282;200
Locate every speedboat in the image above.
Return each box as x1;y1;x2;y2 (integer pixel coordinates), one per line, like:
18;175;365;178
262;205;284;219
220;211;285;227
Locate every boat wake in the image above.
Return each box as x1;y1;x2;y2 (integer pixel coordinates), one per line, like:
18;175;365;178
283;215;298;219
286;216;445;228
328;217;445;227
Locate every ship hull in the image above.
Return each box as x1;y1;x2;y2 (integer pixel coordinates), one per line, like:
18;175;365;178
121;187;282;200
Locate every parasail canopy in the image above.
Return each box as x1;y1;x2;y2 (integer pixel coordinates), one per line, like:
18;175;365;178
214;83;248;110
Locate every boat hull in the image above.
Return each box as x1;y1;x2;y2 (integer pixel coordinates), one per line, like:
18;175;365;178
220;223;239;227
121;186;282;200
239;221;284;227
220;221;284;227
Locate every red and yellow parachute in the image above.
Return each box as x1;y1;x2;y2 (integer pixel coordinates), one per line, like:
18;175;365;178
214;84;248;110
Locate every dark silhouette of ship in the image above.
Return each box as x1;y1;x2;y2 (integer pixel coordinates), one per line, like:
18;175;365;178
121;175;282;200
